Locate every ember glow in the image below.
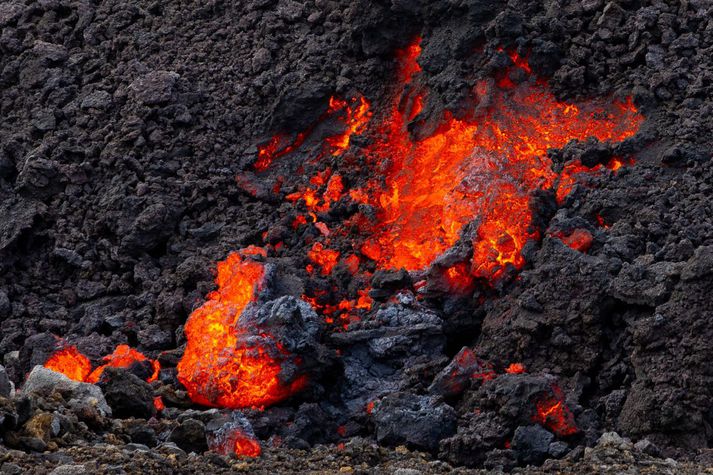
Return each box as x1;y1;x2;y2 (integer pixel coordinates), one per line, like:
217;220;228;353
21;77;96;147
553;228;594;253
43;346;91;382
532;391;578;437
257;40;642;286
87;344;160;383
43;344;159;384
353;42;643;280
176;249;307;409
211;428;262;458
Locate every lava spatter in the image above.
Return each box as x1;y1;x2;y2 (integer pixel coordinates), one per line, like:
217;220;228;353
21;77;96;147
176;249;307;409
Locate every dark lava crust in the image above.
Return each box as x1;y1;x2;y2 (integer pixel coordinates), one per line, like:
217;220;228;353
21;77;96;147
1;0;713;472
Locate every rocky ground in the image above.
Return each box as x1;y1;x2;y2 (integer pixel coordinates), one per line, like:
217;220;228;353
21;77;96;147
0;433;710;474
2;0;713;473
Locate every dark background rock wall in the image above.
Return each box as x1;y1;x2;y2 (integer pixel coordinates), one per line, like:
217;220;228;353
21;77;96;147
1;0;712;457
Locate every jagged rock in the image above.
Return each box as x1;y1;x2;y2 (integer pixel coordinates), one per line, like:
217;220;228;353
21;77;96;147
681;245;713;281
129;71;180;105
0;365;11;398
373;392;457;452
512;425;554;465
428;347;493;397
22;366;111;417
169;418;208;453
97;368;155;419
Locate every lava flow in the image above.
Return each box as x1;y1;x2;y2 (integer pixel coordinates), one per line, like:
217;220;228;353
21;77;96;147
43;344;159;384
255;39;643;288
354;41;643;280
176;247;307;409
44;346;91;382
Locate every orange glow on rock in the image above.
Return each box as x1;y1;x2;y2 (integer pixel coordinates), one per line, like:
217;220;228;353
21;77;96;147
326;97;372;156
505;363;526;374
153;396;165;412
44;346;91;382
533;392;578;437
86;344;160;384
443;263;476;293
211;427;262;458
554;228;594;253
351;44;642;281
307;243;340;275
177;249;307;409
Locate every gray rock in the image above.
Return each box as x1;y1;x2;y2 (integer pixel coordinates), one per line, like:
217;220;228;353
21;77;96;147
0;290;9;318
548;441;570;458
373;392;457;452
129;71;179;105
0;365;11;398
168;418;207;453
0;463;22;475
512;425;554;465
80;90;112;110
0;3;24;27
156;442;187;458
597;431;633;450
634;438;661;457
22;366;111;417
48;465;87;475
681;245;713;281
609;257;680;306
98;368;155;419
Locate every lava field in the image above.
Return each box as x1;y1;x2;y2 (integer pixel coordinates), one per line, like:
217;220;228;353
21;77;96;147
1;0;713;473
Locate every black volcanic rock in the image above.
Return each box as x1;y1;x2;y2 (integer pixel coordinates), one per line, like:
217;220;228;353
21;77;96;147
512;425;554;465
98;368;155;419
373;392;457;452
169;418;208;454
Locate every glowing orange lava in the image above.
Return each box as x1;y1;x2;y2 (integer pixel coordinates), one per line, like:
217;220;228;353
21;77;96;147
153;396;165;411
532;391;578;437
353;43;642;280
553;228;594;253
86;344;160;383
307;242;340;275
43;346;91;382
177;249;307;409
505;362;526;374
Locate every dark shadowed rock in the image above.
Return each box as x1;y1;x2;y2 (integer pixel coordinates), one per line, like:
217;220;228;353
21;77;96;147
0;365;11;398
512;425;554;465
129;71;180;105
169;418;208;453
97;368;155;419
373;392;457;452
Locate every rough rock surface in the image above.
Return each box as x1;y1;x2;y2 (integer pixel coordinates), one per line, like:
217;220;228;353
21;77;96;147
0;0;712;471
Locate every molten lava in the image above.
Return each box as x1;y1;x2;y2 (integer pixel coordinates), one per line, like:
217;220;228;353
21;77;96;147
505;362;526;374
259;40;642;286
353;43;642;280
553;228;594;253
532;391;578;437
211;427;262;458
177;249;307;409
86;344;160;383
43;346;91;382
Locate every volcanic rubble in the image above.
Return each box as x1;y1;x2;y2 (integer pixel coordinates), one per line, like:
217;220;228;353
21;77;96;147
1;0;713;473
